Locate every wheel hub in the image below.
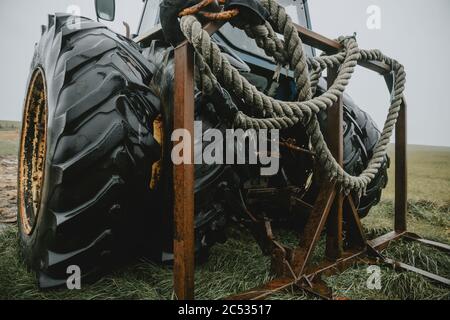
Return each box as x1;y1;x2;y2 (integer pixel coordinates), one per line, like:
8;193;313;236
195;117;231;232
18;68;48;235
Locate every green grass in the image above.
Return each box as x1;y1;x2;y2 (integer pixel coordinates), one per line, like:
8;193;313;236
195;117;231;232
0;121;20;156
0;227;274;300
328;202;450;300
0;141;449;300
0;202;448;300
384;144;450;205
0;131;19;156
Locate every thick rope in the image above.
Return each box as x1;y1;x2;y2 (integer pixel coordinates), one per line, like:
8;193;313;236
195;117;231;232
179;0;406;195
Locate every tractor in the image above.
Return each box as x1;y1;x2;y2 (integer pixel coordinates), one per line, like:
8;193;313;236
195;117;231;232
18;0;389;288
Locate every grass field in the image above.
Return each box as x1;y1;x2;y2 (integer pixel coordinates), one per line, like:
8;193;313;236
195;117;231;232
0;127;448;300
0;130;19;157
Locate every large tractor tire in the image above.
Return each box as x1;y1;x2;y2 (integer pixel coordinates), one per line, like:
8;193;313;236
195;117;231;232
18;14;162;288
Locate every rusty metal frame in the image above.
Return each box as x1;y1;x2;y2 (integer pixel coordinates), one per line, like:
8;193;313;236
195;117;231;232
172;21;450;300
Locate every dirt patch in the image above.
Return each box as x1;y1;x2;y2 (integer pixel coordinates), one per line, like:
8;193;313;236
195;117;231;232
0;130;19;140
0;155;17;227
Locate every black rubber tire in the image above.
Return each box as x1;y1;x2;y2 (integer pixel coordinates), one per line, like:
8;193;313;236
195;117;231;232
343;95;389;218
317;92;389;218
143;42;233;261
18;14;162;288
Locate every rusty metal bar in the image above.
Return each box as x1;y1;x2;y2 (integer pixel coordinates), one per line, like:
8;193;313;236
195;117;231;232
226;278;295;300
344;196;367;250
403;232;450;254
325;67;344;261
135;21;226;45
171;20;227;301
292;196;314;210
295;24;341;53
291;183;336;276
383;258;450;286
395;97;408;232
305;249;366;278
298;278;333;300
358;60;391;75
227;249;368;300
173;42;196;300
294;24;391;74
367;231;405;251
137;22;391;75
279;140;316;156
384;73;407;233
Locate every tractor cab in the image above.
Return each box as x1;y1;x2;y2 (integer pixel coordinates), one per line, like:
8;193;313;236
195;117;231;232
97;0;314;72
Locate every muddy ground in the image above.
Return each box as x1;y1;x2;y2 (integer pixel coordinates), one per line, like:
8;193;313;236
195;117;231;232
0;155;17;231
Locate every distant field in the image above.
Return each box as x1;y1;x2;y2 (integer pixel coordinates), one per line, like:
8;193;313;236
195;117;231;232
0;126;448;300
0;121;20;131
0;130;19;156
384;144;450;205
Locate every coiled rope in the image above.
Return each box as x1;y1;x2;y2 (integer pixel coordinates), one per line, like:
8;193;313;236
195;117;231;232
179;0;406;195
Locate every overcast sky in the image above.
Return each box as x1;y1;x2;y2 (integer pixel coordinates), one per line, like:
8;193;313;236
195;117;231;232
0;0;449;146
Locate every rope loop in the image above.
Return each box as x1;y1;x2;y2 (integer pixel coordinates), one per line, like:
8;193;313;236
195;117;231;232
179;0;406;194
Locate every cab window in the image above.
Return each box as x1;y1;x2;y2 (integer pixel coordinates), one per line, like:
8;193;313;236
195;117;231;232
138;0;160;35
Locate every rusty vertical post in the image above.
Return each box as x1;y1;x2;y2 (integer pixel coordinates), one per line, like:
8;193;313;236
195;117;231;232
173;42;195;300
385;74;407;233
325;67;344;260
395;98;407;232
